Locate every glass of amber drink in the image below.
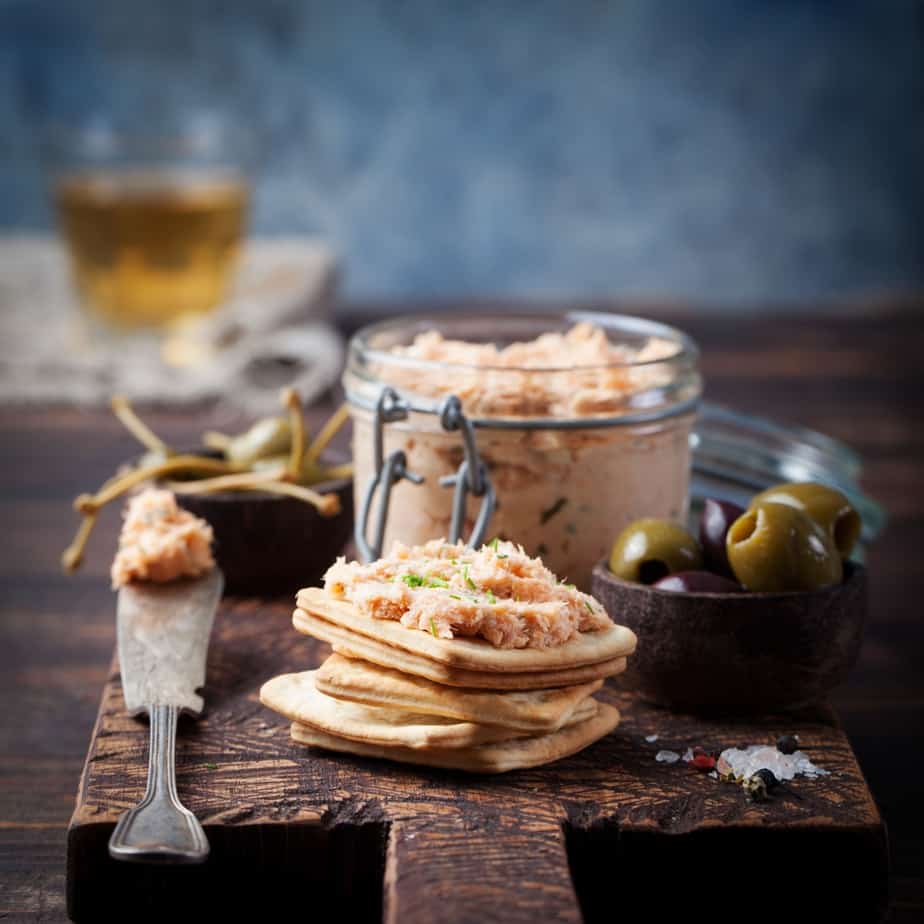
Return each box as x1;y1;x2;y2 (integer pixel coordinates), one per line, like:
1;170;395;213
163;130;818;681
48;114;250;331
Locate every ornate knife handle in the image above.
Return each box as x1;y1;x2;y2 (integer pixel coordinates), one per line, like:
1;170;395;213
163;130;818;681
355;389;496;563
108;704;210;864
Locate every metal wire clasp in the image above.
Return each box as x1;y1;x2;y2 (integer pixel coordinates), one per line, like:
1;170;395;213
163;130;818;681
354;390;496;562
437;396;496;549
355;388;423;563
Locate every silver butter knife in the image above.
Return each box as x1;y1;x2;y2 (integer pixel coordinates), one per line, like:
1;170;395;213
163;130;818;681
108;569;223;864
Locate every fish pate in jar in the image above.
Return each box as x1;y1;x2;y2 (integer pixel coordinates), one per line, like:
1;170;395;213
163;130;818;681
344;313;701;588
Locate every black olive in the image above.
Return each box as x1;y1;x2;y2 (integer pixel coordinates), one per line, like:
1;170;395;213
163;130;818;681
653;570;744;593
699;498;746;578
753;768;780;791
776;734;799;755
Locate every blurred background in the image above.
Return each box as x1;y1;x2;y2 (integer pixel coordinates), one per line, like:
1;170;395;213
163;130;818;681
1;0;921;305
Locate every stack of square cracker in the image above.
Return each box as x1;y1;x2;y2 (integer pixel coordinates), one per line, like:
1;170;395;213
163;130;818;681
260;587;637;773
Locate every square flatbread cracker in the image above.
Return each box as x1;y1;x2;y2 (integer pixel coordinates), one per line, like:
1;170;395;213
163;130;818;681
288;700;620;773
260;669;597;749
294;607;627;689
315;653;602;733
296;587;636;673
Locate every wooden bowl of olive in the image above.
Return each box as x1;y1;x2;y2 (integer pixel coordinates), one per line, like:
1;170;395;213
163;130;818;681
592;482;868;713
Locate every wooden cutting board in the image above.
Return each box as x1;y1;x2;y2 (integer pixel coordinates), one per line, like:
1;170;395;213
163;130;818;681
66;598;889;923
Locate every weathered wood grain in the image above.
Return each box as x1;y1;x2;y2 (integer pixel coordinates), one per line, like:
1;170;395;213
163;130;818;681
384;817;582;924
66;596;888;922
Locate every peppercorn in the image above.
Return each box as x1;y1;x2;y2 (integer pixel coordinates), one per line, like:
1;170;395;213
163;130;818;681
776;734;799;755
752;768;779;791
743;773;769;802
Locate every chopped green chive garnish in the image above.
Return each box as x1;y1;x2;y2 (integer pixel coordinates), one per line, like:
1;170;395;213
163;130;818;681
584;600;594;613
401;572;449;589
490;537;499;551
429;617;439;637
450;594;463;601
540;496;568;525
205;762;218;770
463;564;476;590
486;589;497;604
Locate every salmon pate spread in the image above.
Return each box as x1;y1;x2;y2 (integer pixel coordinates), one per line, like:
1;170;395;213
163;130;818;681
348;320;697;588
111;489;215;588
386;322;678;418
323;538;611;649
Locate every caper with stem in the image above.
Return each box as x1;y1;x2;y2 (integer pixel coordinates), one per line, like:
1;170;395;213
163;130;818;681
62;391;353;574
220;416;294;466
250;453;353;485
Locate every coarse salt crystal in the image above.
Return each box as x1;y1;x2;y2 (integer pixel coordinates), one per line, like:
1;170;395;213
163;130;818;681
656;750;680;764
718;744;829;781
682;747;694;762
645;734;659;743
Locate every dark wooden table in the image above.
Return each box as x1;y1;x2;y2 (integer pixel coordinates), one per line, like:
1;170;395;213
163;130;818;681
1;302;922;921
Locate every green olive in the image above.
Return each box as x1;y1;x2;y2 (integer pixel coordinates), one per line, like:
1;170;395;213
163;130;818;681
225;417;293;465
727;502;842;592
608;518;703;584
750;482;861;559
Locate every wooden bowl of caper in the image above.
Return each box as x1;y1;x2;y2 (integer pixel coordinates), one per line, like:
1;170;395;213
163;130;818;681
175;477;352;596
62;391;355;595
591;482;868;713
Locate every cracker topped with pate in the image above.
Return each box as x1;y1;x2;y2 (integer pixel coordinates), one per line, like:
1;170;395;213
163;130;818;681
262;541;636;773
324;538;611;649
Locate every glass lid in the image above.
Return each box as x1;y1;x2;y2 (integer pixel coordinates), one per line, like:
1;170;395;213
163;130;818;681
691;403;886;545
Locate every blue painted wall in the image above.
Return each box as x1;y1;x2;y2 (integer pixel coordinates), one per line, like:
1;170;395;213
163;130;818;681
1;0;921;303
